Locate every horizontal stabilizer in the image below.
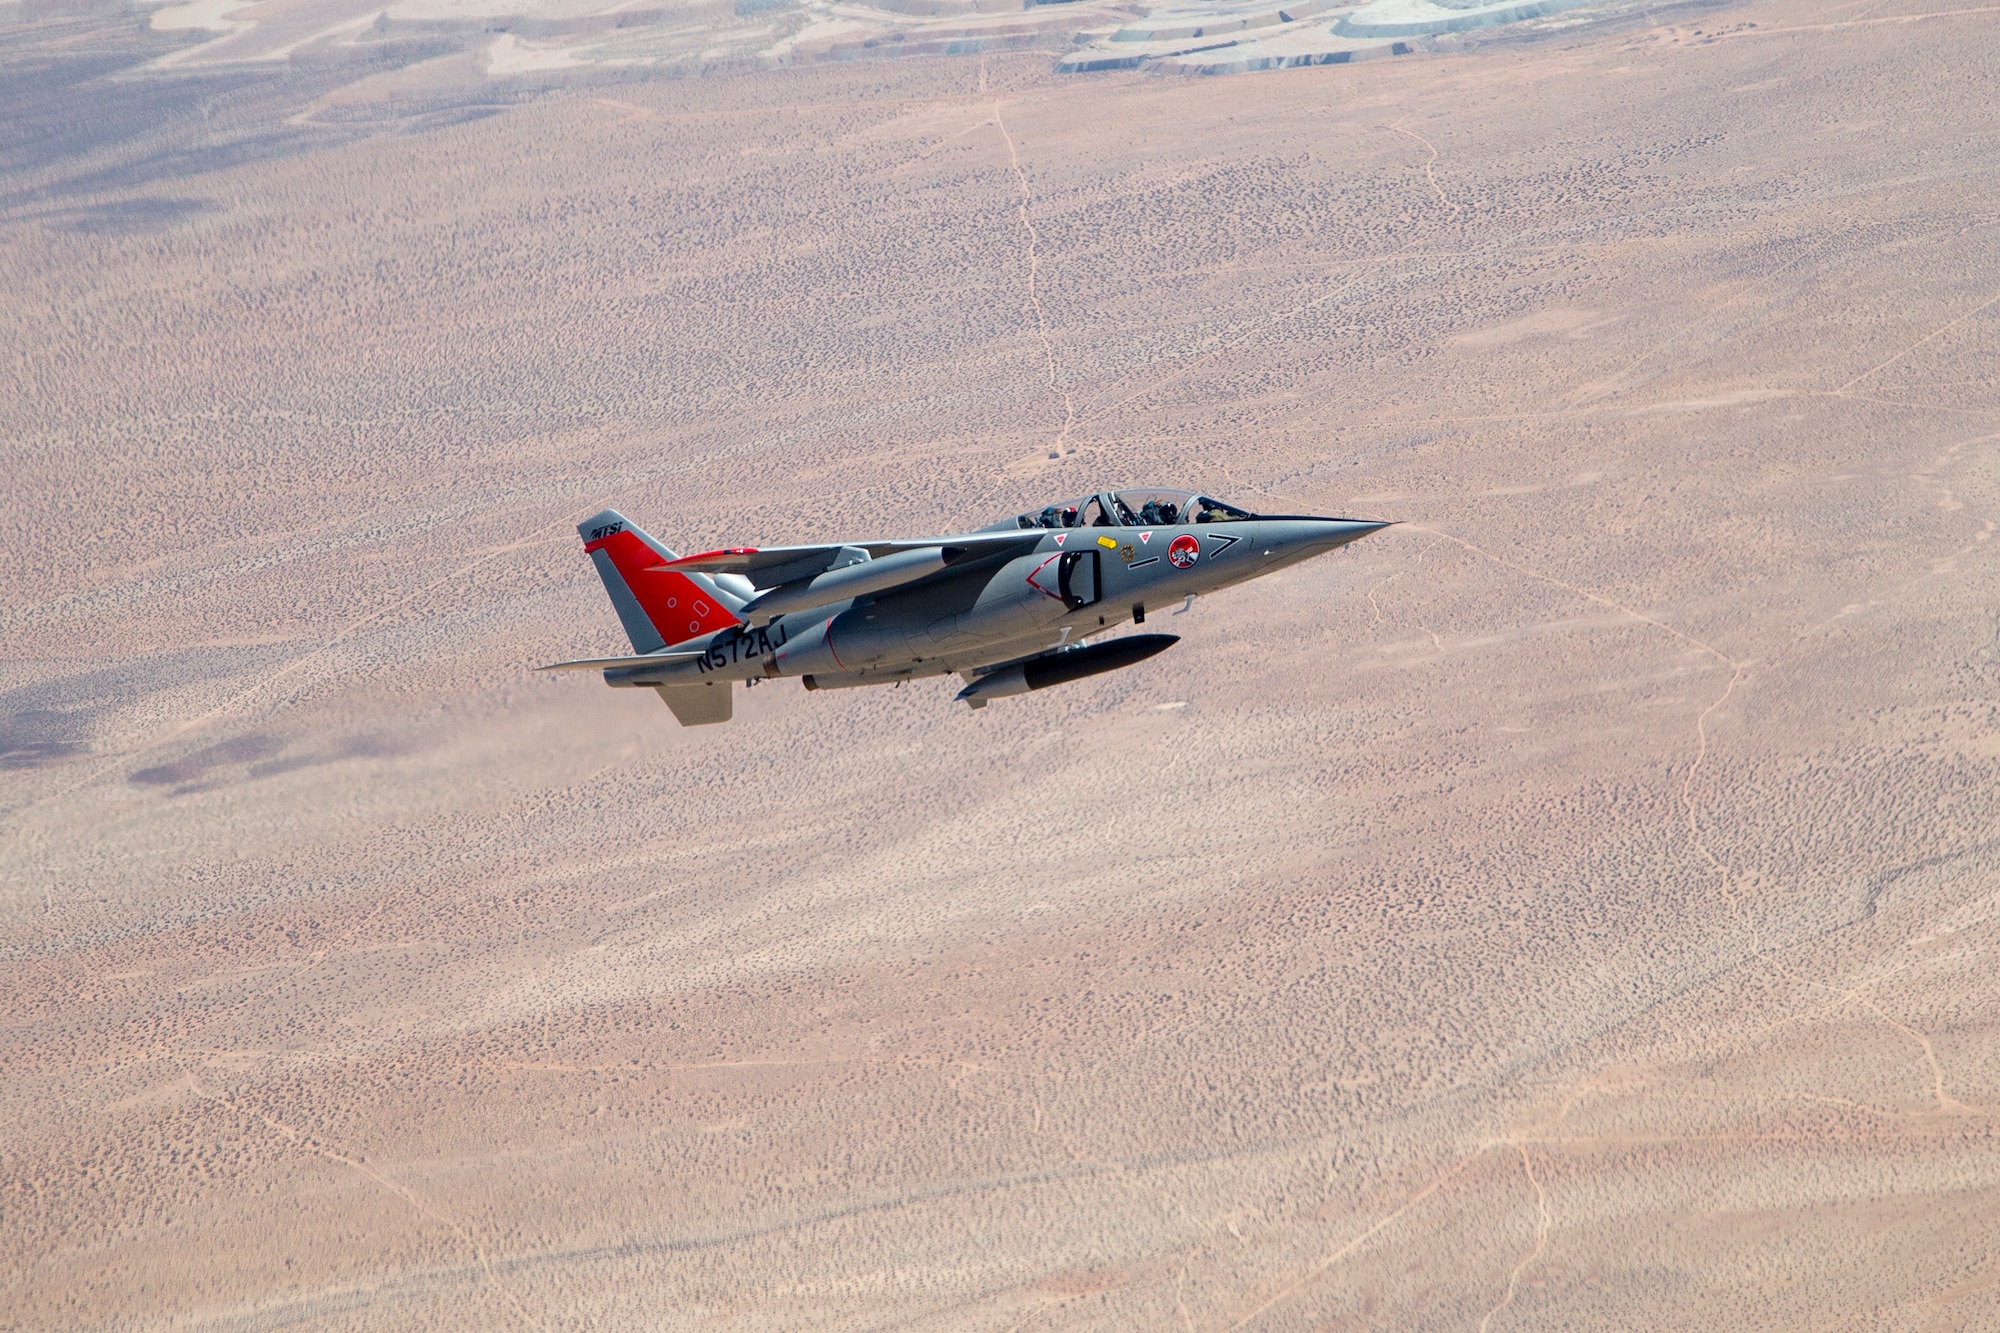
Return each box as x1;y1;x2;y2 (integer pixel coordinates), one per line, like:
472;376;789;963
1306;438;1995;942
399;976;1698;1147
537;652;707;672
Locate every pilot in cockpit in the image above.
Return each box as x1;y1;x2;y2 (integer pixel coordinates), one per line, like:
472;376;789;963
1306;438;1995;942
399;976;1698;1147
1029;505;1080;529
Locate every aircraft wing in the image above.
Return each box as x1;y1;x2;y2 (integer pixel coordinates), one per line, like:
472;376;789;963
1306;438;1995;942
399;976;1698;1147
655;531;1043;589
537;651;709;672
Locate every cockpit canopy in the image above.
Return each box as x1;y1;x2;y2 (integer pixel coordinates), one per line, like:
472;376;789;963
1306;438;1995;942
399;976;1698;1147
1004;489;1257;531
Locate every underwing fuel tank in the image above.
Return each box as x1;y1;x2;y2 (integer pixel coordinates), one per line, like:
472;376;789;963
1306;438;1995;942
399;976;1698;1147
955;634;1179;709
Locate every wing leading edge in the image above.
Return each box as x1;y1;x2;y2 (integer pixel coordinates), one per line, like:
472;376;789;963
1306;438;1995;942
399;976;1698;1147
654;531;1042;589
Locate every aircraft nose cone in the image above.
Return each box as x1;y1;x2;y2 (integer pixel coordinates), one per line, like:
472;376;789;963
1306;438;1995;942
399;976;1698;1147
1248;516;1394;571
1296;517;1394;550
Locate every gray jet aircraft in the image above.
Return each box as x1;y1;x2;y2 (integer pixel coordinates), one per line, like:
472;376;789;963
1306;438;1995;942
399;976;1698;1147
541;488;1390;724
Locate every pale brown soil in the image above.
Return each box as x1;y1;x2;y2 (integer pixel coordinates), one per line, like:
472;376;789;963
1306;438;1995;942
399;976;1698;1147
4;3;2000;1328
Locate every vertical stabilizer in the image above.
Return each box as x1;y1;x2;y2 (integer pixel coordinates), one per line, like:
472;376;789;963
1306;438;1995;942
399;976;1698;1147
579;510;743;652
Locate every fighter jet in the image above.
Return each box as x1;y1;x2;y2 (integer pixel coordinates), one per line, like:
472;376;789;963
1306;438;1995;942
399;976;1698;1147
541;488;1390;725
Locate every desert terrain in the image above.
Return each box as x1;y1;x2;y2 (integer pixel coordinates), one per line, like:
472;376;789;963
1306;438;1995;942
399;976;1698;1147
4;0;2000;1327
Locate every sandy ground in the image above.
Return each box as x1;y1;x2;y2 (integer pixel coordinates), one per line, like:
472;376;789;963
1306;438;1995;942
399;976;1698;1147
5;2;2000;1327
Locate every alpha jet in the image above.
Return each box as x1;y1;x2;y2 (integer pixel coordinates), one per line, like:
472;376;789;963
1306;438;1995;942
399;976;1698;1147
541;488;1390;725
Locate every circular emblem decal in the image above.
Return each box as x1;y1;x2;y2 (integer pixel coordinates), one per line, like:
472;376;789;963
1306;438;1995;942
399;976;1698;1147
1168;535;1200;569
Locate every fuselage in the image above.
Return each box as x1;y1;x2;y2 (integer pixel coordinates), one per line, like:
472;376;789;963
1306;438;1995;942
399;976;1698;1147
601;498;1386;693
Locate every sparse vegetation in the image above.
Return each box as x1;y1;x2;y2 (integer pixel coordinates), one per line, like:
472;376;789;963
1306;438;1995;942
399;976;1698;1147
3;5;1999;1328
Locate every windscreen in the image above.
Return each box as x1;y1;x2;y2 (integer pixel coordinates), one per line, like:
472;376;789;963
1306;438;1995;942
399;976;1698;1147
1191;496;1257;523
1013;496;1116;529
1014;498;1087;529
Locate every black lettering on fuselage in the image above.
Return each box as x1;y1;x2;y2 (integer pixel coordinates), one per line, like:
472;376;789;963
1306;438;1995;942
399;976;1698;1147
694;621;787;675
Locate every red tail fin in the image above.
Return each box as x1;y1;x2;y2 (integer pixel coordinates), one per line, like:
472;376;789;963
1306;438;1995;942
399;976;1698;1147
581;512;742;650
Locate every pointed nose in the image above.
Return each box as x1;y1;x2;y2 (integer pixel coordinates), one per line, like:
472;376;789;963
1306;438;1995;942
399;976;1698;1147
1250;516;1394;571
1281;516;1395;549
1321;518;1393;545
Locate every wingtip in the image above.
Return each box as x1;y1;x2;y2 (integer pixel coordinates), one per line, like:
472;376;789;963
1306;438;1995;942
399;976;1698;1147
654;547;761;572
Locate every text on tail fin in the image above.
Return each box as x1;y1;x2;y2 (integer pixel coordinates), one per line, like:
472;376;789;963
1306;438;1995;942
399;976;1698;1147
585;522;742;645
